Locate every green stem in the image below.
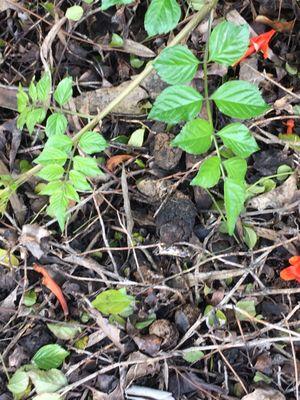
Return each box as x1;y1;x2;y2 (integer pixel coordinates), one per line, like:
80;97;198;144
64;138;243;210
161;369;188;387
202;10;225;180
2;0;219;205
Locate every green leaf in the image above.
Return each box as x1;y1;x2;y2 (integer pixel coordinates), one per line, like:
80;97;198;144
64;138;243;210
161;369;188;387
92;288;135;315
17;85;29;113
37;164;64;181
101;0;133;11
223;157;247;181
69;170;92;191
23;290;37;306
217;123;259;158
65;182;79;202
191;156;221;188
47;191;69;231
128;128;145;147
189;0;205;10
148;85;203;124
34;147;68;166
235;299;256;321
243;226;257;250
144;0;181;37
26;108;46;134
171;118;212;154
154;45;199;85
32;344;69;370
46;134;73;153
73;156;103;177
204;305;227;328
33;394;62;400
211;80;270;119
130;55;144;69
17;109;29;129
183;348;204;363
37;73;51;103
209;21;249;66
110;33;124;47
7;369;29;395
45;113;68;137
253;371;272;384
28;369;67;394
0;248;19;267
277;164;293;182
54;77;73;106
29;81;38;102
47;323;82;340
65;5;83;21
224;178;245;235
79;131;108;154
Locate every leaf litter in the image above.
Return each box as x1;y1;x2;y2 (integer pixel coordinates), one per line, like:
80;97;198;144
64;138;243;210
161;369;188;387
0;1;300;399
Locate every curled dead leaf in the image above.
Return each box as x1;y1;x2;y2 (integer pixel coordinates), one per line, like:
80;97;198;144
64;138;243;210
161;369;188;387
255;15;295;33
106;155;133;172
19;224;50;259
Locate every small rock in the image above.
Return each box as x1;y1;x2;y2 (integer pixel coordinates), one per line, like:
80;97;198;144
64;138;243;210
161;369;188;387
149;319;179;349
242;388;285;400
153;133;182;171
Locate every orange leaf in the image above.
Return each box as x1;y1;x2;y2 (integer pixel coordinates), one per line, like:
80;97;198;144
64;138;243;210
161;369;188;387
34;263;69;317
106;154;133;172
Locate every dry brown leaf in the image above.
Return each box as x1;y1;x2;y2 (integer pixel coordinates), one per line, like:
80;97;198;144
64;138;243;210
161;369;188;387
106;155;133;172
0;0;18;11
91;384;123;400
248;173;300;211
242;388;285;400
75;82;148;115
19;224;50;259
95;39;155;58
125;352;160;385
255;15;295;33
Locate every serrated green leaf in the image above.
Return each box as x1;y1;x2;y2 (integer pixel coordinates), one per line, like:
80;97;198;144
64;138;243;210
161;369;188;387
35;147;68;166
65;5;83;21
149;85;203;124
65;182;79;202
17;85;29;113
37;73;51;103
154;45;199;85
26;108;46;134
17;109;29;129
37;164;64;181
47;323;81;340
191;156;221;188
223;157;247;181
209;21;249;66
29;81;38;102
145;0;181;37
128;128;145;147
79;131;108;154
101;0;133;11
243;226;257;250
224;178;245;235
171;118;212;154
54;77;73;106
211;80;270;119
235;299;256;321
183;348;204;363
23;290;37;306
46;134;73;153
69;170;92;191
7;369;29;395
253;371;272;384
40;181;62;196
47;191;69;231
92;289;135;316
32;344;69;370
73;156;103;177
45;113;68;137
28;369;67;394
217;123;259;158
